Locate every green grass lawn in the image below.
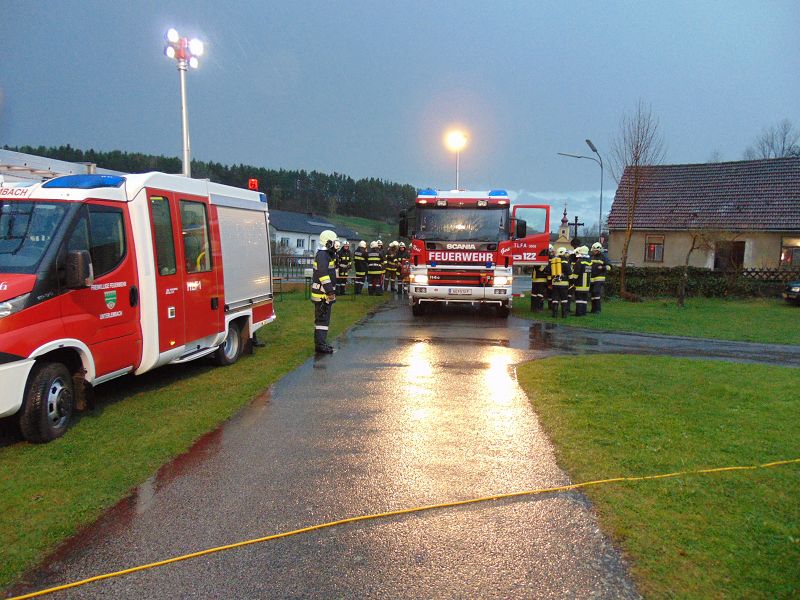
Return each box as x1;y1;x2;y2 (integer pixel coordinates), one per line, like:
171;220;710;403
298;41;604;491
518;355;800;598
325;214;395;242
513;296;800;345
0;291;386;589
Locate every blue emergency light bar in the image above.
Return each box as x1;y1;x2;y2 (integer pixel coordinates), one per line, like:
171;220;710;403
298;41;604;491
488;189;509;197
418;188;437;196
42;174;126;189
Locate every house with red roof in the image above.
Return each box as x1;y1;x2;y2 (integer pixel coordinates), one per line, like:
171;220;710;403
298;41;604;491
607;157;800;269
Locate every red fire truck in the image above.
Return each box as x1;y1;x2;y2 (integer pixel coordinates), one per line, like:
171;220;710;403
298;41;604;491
399;189;550;316
0;172;275;442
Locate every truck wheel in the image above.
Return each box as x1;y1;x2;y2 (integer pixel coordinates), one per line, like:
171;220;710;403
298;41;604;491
412;302;425;316
214;321;243;366
19;362;74;443
497;304;511;318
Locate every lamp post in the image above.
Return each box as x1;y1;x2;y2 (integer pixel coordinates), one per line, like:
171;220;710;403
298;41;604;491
444;130;467;190
557;140;604;242
164;28;204;177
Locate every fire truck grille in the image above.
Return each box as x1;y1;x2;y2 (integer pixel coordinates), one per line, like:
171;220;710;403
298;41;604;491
427;269;492;287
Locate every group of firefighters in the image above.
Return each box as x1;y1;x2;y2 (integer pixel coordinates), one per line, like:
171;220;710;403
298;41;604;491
333;238;410;296
530;242;611;317
310;230;410;353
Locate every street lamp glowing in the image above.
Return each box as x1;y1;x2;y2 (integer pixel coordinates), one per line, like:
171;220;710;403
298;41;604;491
164;29;205;177
444;129;468;189
445;130;467;153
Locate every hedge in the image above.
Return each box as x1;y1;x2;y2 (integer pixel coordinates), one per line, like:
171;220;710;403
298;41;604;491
605;266;787;298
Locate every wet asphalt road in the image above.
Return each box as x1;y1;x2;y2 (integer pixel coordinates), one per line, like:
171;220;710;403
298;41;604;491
9;296;800;598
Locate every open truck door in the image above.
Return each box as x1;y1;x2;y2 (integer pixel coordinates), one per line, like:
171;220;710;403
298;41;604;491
511;204;550;266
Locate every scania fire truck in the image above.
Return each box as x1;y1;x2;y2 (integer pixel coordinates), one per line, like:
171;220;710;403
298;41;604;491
0;171;275;442
399;189;550;317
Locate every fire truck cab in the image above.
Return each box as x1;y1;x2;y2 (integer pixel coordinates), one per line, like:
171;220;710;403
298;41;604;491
0;172;275;442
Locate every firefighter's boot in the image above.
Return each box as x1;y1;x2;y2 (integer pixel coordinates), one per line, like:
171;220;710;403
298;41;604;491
314;329;333;353
561;301;568;318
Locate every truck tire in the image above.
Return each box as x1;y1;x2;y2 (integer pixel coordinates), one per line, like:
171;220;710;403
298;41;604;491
412;302;425;316
19;362;74;443
496;304;510;318
214;321;243;366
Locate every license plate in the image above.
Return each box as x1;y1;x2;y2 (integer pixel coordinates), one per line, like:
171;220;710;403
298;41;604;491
448;288;471;295
414;286;427;293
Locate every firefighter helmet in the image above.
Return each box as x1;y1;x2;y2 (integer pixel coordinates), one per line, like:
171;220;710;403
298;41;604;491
579;245;589;256
591;242;603;251
341;239;349;247
390;240;399;247
334;240;341;251
359;240;367;248
377;239;383;247
399;242;406;248
370;241;378;249
320;229;337;249
557;247;567;256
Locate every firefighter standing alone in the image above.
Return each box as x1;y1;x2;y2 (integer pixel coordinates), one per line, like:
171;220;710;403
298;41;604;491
311;230;338;353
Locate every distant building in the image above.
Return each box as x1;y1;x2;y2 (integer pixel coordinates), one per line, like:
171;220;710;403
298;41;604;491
269;209;357;255
607;158;800;268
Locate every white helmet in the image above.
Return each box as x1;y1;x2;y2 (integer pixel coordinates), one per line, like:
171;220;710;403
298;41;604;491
390;240;399;247
334;240;341;251
359;240;367;248
320;229;337;249
557;247;567;256
341;239;349;246
370;241;378;249
399;242;406;248
377;239;383;247
579;245;589;256
591;242;603;251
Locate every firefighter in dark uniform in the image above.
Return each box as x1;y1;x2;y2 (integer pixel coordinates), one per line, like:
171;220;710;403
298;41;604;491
353;240;368;294
367;241;383;296
396;241;409;295
336;240;352;295
530;247;550;312
567;249;579;315
590;241;612;313
384;241;400;292
376;239;386;289
573;246;592;316
311;230;338;353
550;247;571;318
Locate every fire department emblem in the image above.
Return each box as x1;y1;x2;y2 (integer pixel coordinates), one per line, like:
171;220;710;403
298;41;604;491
104;291;117;309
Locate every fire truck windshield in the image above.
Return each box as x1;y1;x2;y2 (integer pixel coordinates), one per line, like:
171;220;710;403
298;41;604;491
416;206;509;242
0;201;69;273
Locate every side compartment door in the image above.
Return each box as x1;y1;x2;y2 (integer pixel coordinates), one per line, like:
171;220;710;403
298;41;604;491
148;192;186;353
60;202;141;376
511;204;551;265
178;197;222;345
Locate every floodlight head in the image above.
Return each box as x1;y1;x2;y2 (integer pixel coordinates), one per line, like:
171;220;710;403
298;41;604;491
585;139;598;153
166;28;180;43
188;38;204;57
165;46;176;59
188;56;199;69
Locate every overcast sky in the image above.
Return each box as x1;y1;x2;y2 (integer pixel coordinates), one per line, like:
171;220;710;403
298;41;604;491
2;1;798;227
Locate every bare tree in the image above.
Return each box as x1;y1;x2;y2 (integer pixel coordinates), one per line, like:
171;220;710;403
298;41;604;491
743;119;800;159
707;149;723;163
610;100;666;299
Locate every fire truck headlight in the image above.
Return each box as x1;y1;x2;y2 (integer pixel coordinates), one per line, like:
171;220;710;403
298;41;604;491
412;274;428;285
0;293;30;319
493;276;510;286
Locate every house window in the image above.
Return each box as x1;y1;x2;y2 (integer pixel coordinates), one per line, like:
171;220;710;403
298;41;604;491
280;237;290;247
644;235;664;263
714;241;745;270
780;237;800;267
296;238;305;249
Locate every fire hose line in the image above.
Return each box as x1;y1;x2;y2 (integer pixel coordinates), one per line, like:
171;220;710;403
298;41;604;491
9;457;800;600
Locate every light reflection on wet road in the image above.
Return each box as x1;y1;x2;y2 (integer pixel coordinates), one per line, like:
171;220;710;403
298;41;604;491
12;297;798;598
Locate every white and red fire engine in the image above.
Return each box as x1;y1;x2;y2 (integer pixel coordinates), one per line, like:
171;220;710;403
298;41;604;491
0;171;275;442
399;189;550;316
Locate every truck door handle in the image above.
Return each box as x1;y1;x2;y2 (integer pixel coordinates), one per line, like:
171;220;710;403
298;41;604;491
130;286;139;307
211;297;219;310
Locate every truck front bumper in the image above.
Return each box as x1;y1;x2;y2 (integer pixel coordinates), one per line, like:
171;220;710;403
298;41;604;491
409;286;512;305
0;358;35;418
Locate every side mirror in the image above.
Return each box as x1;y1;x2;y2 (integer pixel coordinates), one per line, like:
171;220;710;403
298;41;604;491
66;250;94;289
515;218;527;239
399;210;408;238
